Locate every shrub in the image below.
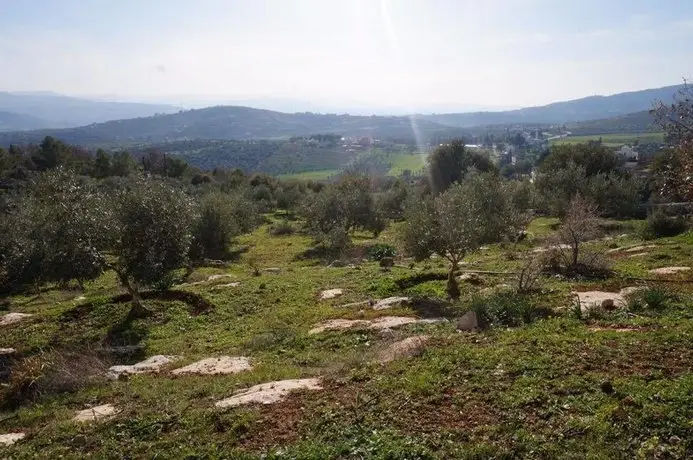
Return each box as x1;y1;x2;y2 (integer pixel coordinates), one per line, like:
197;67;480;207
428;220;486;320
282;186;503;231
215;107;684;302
269;220;295;236
189;192;240;262
1;350;107;409
366;243;397;261
468;292;544;328
626;287;673;312
641;210;688;239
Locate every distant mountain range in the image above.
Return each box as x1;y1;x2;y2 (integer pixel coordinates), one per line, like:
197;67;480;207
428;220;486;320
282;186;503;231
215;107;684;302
0;92;180;131
420;85;682;127
0;84;680;146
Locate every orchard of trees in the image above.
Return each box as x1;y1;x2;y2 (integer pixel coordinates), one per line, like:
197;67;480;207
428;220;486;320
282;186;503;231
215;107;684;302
1;85;691;307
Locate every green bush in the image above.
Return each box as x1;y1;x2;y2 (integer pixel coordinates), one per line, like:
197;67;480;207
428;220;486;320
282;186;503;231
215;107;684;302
269;220;295;236
366;243;397;261
626;287;674;312
641;210;688;239
468;292;545;328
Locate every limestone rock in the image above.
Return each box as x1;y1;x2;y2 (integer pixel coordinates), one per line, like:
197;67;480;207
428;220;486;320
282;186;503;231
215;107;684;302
378;335;429;364
73;404;119;422
458;273;483;285
215;378;322;408
107;355;179;380
319;289;343;300
373;297;410;310
263;267;282;274
172;356;252;376
0;313;32;327
0;433;26;446
455;311;479;331
649;266;691;275
0;348;16;355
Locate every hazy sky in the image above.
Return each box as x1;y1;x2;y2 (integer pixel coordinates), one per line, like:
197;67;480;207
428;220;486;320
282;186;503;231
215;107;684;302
1;0;692;111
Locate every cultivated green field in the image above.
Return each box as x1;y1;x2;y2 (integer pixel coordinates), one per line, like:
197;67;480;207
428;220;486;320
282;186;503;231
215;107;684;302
386;153;428;176
276;169;340;181
2;217;693;458
551;132;665;147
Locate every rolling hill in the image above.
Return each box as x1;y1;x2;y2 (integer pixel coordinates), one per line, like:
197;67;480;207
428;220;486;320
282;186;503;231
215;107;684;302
421;84;682;127
0;106;452;146
0;111;53;132
0;92;180;130
0;83;680;147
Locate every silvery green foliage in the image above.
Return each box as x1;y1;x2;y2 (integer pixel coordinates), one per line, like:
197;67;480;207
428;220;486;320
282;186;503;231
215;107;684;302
112;177;197;290
1;169;111;289
402;172;518;266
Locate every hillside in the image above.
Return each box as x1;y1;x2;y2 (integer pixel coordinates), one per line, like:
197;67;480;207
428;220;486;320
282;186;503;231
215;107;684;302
0;106;453;146
0;111;52;132
0;92;180;129
566;110;656;135
423;84;682;127
2;216;693;457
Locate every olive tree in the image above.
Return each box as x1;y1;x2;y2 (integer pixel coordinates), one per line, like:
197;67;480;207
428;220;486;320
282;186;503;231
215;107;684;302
401;173;518;299
110;178;197;317
189;192;240;263
427;140;496;194
303;174;384;253
0;169;111;291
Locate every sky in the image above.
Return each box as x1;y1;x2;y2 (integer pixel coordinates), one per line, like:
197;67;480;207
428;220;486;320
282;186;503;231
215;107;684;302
1;0;692;113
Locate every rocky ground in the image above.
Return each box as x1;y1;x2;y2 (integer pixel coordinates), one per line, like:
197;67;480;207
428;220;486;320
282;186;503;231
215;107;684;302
1;217;692;458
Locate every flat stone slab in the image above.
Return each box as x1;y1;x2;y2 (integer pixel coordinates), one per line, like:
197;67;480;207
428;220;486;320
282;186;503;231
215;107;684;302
625;245;657;253
649;266;691;275
215;378;322;408
588;326;642;333
0;313;32;327
212;282;240;290
378;335;429;364
456;311;479;331
207;274;234;282
0;348;16;355
572;287;643;312
309;316;445;334
172;356;252;376
263;268;282;274
373;297;410;310
73;404;119;422
107;355;179;380
0;433;26;446
320;289;343;300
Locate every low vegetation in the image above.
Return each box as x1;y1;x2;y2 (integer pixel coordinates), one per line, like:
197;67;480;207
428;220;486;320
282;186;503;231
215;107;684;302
1;92;693;457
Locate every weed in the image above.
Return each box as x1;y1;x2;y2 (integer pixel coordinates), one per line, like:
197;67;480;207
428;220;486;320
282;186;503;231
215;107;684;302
269;220;296;236
366;243;397;261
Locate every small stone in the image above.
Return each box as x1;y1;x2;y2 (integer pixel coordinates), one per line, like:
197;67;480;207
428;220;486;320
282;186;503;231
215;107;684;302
0;433;26;446
208;274;234;281
372;297;410;310
328;260;346;268
319;289;343;300
669;435;682;445
378;335;429;364
212;282;240;290
0;348;16;355
73;404;119;422
263;268;282;274
0;313;33;327
456;311;479;331
458;273;483;285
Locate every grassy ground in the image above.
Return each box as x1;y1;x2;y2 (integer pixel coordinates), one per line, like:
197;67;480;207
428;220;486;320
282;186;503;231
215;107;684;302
551;133;665;147
386;153;428;176
277;170;341;181
1;217;693;458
